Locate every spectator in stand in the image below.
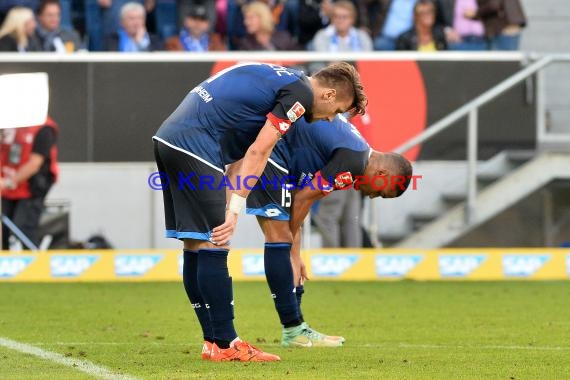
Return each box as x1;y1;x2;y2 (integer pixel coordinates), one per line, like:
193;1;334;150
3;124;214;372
35;0;82;52
442;0;486;50
396;0;447;51
466;0;526;50
227;0;297;50
312;0;372;51
85;0;149;51
177;0;216;30
235;1;298;50
176;0;230;46
0;6;40;51
104;2;162;51
373;0;417;50
164;4;225;51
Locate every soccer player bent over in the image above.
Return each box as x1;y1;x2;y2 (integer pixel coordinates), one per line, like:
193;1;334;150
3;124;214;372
153;62;367;361
230;115;412;347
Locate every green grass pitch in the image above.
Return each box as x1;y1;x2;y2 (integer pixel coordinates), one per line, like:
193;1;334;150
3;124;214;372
0;281;569;379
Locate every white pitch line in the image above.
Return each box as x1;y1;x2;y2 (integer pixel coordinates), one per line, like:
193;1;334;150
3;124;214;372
33;342;190;346
0;337;138;380
368;343;570;351
29;341;570;351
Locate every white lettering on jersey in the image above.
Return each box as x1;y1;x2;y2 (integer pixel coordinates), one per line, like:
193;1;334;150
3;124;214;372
191;85;213;103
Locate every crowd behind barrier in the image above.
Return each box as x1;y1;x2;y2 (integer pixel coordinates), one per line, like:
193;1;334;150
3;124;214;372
0;0;527;53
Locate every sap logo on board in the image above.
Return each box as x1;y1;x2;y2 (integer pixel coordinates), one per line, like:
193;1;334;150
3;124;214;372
242;255;265;276
50;255;98;277
0;256;35;278
311;255;359;277
502;255;549;277
376;255;423;277
115;255;162;276
439;255;486;277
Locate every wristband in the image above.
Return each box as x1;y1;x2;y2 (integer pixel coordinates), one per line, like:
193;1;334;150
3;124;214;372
227;193;246;215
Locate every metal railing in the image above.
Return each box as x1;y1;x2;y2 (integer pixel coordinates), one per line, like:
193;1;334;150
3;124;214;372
393;54;570;225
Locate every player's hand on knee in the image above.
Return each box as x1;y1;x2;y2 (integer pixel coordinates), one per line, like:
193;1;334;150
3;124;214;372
211;211;238;246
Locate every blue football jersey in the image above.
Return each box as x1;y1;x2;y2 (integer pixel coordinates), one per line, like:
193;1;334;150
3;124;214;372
153;62;313;170
272;115;370;187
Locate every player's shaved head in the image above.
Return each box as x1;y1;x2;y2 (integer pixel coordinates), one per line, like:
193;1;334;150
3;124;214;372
381;152;412;196
360;151;413;198
312;62;367;117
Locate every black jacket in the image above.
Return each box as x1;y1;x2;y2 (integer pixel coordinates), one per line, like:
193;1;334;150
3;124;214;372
0;34;41;51
0;34;18;51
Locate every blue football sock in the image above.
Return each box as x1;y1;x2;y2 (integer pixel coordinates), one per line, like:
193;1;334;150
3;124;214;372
295;285;305;323
182;250;213;342
197;248;237;348
264;243;301;327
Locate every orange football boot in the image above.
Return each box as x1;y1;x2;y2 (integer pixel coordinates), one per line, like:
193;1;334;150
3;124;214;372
210;341;281;362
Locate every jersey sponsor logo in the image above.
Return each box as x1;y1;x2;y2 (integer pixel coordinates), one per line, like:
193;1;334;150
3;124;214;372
190;85;213;103
115;254;163;276
376;255;423;277
0;256;34;278
50;255;99;277
502;255;550;277
311;255;359;276
242;255;265;276
334;172;353;189
286;101;306;122
439;255;486;277
264;208;282;217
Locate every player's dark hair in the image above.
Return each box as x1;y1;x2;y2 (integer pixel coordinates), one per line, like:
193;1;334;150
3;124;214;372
37;0;61;15
385;153;413;197
313;62;368;117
